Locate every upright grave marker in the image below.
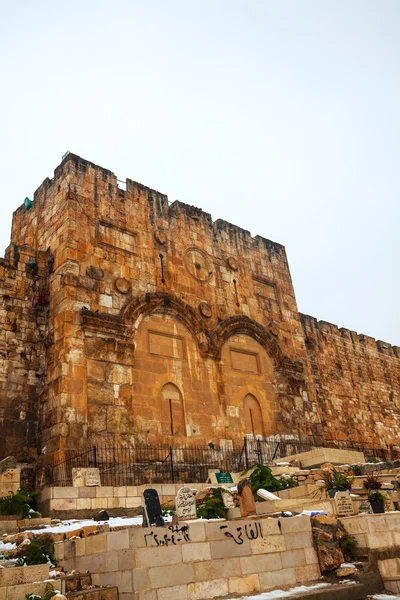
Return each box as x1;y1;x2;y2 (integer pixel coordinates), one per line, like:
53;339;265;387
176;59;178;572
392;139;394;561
72;468;101;487
237;478;256;517
143;489;165;527
215;472;234;484
176;486;197;520
334;491;355;516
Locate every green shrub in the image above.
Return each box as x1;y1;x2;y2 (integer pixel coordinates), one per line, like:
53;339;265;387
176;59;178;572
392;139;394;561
26;583;57;600
321;468;353;492
352;465;362;476
17;535;55;567
0;489;40;519
339;535;358;559
367;457;380;464
161;501;176;517
242;464;298;500
196;488;228;519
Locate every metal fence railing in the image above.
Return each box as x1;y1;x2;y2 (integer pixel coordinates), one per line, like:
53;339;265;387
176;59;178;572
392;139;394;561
49;437;399;487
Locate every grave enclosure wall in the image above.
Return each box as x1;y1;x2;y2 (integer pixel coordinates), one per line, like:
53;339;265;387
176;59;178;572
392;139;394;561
1;153;400;464
57;515;321;600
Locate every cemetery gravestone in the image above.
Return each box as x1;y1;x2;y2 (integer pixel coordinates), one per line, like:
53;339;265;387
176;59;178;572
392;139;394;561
237;478;256;517
176;486;197;520
207;469;221;484
143;489;165;527
72;468;101;487
220;487;235;509
215;472;234;484
334;491;355;516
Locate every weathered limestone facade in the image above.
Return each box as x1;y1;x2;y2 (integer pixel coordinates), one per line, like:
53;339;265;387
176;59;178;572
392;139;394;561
1;153;399;462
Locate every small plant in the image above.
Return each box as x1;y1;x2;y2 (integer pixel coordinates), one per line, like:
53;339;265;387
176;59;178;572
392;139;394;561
242;464;298;499
26;583;57;600
0;489;40;519
352;465;362;476
161;501;175;517
339;534;358;560
363;473;382;491
369;490;385;503
196;488;228;519
17;535;55;567
321;468;353;492
367;457;380;464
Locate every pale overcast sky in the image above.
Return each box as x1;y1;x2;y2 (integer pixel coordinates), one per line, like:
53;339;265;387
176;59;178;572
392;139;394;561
1;1;399;344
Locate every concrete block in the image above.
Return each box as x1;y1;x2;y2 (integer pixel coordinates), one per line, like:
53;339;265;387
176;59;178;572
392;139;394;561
78;486;97;498
132;568;150;592
92;497;107;509
295;563;321;582
116;570;133;593
98;572;117;587
284;531;314;550
74;536;86;557
0;564;49;586
260;518;281;536
185;523;206;543
107;529;130;550
279;515;311;534
304;546;319;565
53;486;78;498
135;591;157;600
157;585;188;600
240;553;282;575
149;564;194;588
126;497;142;508
228;574;260;595
181;542;211;562
135;546;182;569
368;516;388;532
366;531;394;549
77;497;92;510
161;485;176;496
259;567;297;590
210;539;251;559
187;579;228;600
193;558;241;582
96;486;114;497
51;498;78;511
85;532;107;554
281;548;307;569
250;534;286;554
106;551;119;572
118;548;134;571
108;497;126;509
126;486;138;497
76;552;106;573
114;486;127;497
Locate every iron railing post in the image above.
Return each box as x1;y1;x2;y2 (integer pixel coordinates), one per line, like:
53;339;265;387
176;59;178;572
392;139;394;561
169;446;175;483
244;438;249;469
257;438;262;464
93;446;97;468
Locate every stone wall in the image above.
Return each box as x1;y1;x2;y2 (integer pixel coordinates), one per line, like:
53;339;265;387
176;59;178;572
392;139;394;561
57;515;320;600
301;315;400;448
0;242;50;462
1;152;400;463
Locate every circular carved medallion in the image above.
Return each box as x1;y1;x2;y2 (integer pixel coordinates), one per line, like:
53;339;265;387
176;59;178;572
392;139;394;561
86;266;104;280
184;248;212;282
199;302;212;318
269;321;279;336
226;257;239;271
115;277;131;294
154;229;167;245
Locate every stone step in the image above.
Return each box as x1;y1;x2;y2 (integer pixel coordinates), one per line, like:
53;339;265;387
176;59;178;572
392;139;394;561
0;564;50;587
0;578;61;600
245;582;367;600
67;586;118;600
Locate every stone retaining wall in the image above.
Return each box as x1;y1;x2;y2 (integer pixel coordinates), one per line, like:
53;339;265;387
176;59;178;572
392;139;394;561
56;515;320;600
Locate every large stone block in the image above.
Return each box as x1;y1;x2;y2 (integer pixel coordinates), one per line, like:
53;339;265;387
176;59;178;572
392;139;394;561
187;579;228;600
149;564;195;588
259;568;297;590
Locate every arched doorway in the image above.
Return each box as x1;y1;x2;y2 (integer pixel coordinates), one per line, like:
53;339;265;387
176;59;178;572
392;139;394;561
243;394;264;437
160;383;186;436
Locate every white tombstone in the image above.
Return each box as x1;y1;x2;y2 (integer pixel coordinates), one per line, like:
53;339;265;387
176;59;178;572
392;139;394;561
176;486;197;520
334;491;354;516
220;486;235;508
72;467;101;487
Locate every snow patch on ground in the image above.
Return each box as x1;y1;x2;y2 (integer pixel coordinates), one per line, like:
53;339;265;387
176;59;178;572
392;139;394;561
238;583;330;599
0;541;17;552
370;595;400;599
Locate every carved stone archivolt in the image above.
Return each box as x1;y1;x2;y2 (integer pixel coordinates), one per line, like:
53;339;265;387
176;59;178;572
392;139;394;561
115;278;131;294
